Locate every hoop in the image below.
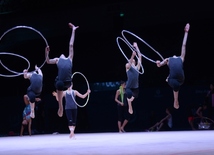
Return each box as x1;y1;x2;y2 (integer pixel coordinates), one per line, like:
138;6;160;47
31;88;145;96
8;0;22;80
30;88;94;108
121;30;164;63
0;52;30;77
116;37;144;75
193;116;214;130
71;72;90;108
0;25;49;72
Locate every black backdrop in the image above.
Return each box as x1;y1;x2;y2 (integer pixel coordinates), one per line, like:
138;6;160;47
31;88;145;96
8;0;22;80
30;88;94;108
0;0;214;135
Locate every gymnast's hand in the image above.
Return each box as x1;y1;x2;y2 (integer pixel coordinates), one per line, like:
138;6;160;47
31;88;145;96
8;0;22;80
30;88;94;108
156;60;161;67
133;42;138;48
87;89;91;94
46;46;50;52
35;65;39;70
23;69;28;73
132;51;136;57
52;91;57;97
45;46;50;55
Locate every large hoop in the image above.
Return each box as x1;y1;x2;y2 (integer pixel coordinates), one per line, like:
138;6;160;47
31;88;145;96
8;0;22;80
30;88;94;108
116;36;144;75
71;72;90;108
0;25;49;73
121;30;164;63
0;52;30;77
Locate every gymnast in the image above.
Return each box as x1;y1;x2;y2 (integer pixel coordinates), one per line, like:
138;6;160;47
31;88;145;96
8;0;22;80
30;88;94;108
20;99;32;136
115;80;130;132
125;42;142;114
23;56;47;119
0;26;48;119
52;82;91;138
45;22;79;117
156;23;190;109
21;96;41;136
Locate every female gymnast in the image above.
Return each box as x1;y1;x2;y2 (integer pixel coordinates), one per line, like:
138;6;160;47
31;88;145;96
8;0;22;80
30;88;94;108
115;80;130;132
156;23;190;109
46;22;79;117
52;82;90;138
23;63;45;118
125;42;142;114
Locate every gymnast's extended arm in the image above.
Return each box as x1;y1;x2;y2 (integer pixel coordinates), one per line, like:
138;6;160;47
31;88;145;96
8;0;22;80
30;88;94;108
35;65;43;77
45;46;58;64
156;58;168;67
23;69;31;79
75;89;91;99
133;42;142;70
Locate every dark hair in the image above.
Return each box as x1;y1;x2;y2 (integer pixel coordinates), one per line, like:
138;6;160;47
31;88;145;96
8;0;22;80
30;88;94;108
120;80;126;85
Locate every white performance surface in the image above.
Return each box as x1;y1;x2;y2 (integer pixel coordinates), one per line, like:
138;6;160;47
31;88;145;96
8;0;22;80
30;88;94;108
0;131;214;155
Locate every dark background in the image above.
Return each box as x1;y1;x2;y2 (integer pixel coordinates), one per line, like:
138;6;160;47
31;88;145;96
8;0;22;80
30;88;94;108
0;0;214;135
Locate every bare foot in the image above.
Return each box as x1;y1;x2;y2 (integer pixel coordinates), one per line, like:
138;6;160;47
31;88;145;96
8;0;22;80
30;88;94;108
69;131;74;138
121;128;126;133
69;132;76;139
68;23;73;28
68;23;79;30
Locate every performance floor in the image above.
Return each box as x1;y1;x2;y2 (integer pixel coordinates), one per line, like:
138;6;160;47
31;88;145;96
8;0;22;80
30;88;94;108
0;130;214;155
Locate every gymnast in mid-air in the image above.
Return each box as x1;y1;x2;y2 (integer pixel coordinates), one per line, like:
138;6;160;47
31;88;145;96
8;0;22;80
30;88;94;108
45;22;79;117
156;23;190;109
125;42;142;114
23;63;45;118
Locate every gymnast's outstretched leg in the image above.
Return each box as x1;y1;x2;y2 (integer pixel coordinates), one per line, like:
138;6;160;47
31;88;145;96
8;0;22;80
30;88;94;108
156;23;190;109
